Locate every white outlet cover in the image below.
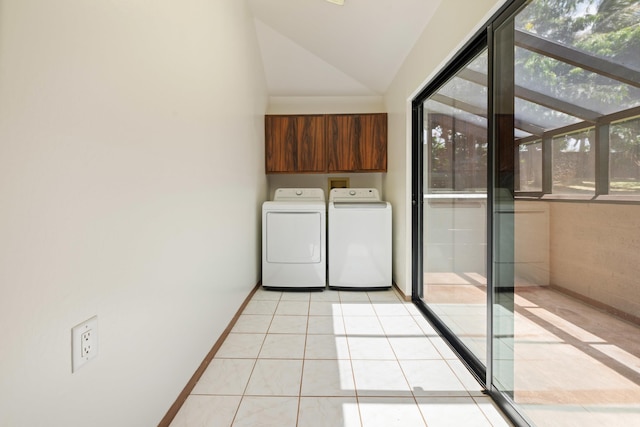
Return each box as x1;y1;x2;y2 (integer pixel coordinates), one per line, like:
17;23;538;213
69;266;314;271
72;316;98;372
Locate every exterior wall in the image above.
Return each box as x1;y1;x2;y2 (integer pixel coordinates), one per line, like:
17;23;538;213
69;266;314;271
424;198;487;275
549;202;640;318
515;201;550;287
0;1;267;426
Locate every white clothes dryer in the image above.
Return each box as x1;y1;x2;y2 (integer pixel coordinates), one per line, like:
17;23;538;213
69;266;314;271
262;188;326;290
328;188;392;289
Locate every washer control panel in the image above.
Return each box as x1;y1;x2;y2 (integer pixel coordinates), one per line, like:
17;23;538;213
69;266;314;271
330;188;380;202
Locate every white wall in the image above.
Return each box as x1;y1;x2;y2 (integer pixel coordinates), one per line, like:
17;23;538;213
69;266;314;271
0;1;267;426
267;96;384;115
266;96;385;197
383;0;505;297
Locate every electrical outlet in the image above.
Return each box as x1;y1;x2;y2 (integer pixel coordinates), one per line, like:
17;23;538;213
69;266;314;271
72;316;98;372
81;329;93;357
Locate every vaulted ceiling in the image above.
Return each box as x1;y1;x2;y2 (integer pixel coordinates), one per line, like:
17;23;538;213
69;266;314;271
247;0;443;97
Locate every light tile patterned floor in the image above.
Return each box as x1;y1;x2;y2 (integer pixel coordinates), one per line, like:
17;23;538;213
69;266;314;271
170;287;512;427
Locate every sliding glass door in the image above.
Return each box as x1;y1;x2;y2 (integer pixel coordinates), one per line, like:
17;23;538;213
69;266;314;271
417;47;489;374
413;0;640;425
491;1;640;425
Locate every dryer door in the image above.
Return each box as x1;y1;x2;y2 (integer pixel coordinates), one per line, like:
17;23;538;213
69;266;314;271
266;212;322;263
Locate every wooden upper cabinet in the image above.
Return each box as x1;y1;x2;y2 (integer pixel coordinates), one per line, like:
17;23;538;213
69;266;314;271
265;115;326;173
265;115;296;173
357;113;387;171
326;113;387;173
326;114;358;172
265;113;387;174
296;115;326;172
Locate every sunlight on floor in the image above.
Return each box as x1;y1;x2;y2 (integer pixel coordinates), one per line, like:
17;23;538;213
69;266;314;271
169;287;511;427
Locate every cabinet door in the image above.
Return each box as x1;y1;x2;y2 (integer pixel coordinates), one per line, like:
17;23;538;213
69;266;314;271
265;115;297;173
326;115;358;172
296;115;326;172
358;113;387;171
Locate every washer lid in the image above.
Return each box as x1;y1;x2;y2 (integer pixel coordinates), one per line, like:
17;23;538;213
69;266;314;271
273;188;325;202
329;188;381;202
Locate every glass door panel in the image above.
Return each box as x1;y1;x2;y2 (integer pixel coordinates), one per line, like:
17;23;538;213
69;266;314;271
493;1;640;425
422;49;489;366
414;1;640;425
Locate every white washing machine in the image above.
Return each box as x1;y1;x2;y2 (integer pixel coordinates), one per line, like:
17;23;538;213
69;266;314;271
262;188;326;290
328;188;392;289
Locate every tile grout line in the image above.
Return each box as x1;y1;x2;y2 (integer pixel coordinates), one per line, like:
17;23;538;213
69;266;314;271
229;289;279;427
470;395;505;427
294;295;311;427
347;291;370;427
375;293;429;427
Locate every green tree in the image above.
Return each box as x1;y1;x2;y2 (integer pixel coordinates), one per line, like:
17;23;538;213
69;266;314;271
516;0;640;111
516;0;640;191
